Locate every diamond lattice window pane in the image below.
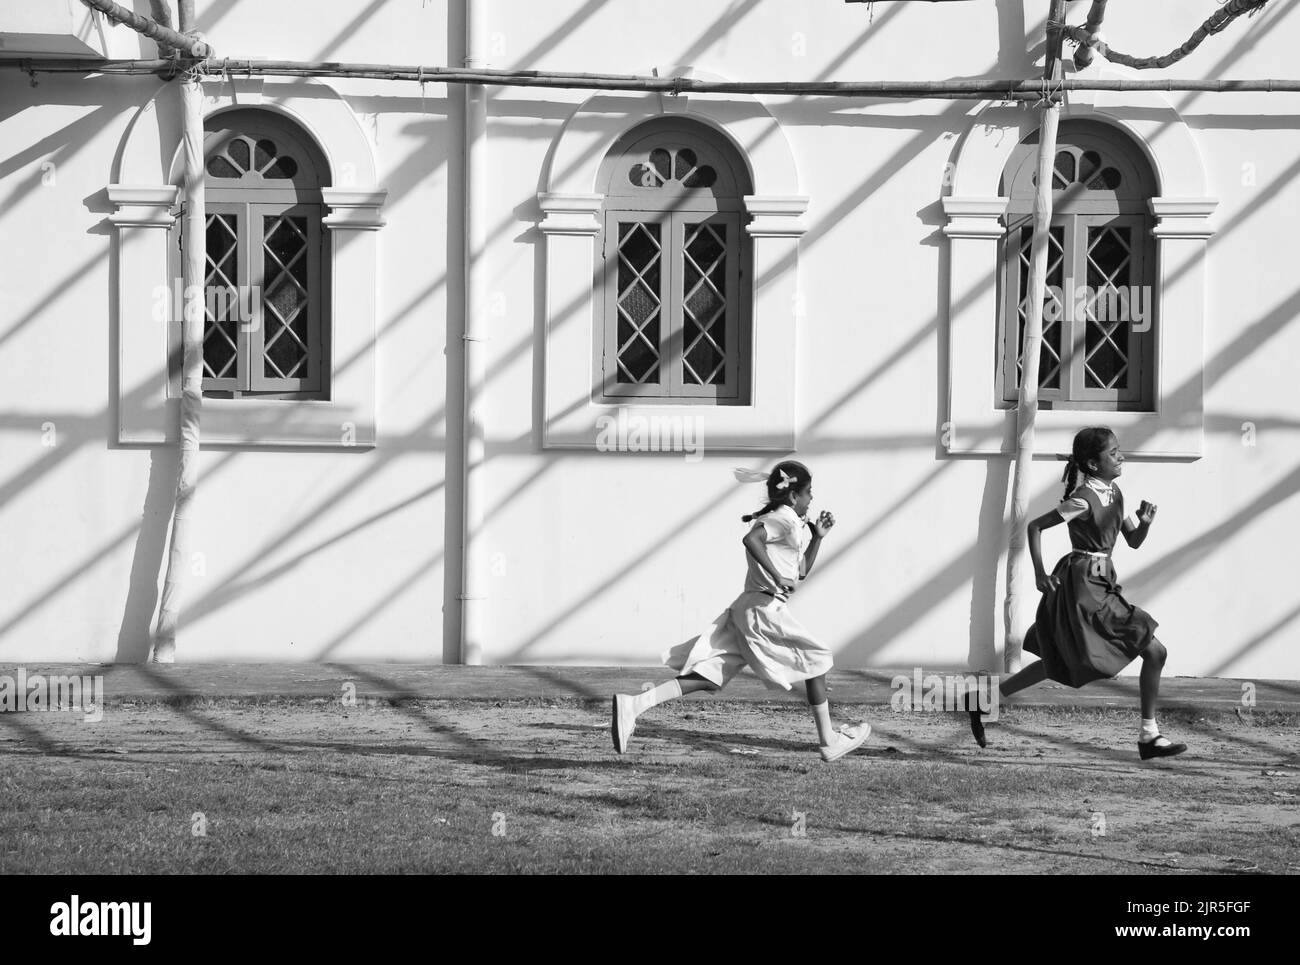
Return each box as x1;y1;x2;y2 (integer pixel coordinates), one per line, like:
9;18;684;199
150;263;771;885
620;283;657;328
262;216;311;379
202;320;238;379
202;213;240;379
615;222;662;384
618;331;658;383
1085;335;1127;387
1015;225;1064;390
1084;225;1133;388
681;223;728;385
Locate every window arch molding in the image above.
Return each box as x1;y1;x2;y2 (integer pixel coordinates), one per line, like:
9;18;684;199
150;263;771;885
941;65;1217;459
109;76;386;448
538;69;808;451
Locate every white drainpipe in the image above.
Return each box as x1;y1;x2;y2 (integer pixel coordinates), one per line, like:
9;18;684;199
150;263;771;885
459;0;488;665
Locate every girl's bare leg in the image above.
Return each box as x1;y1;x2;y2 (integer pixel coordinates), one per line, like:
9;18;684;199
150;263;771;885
805;674;827;706
1138;640;1166;720
966;660;1047;748
1135;640;1186;757
1000;660;1048;698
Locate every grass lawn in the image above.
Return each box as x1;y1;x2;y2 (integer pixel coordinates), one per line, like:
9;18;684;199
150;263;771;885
2;696;1298;874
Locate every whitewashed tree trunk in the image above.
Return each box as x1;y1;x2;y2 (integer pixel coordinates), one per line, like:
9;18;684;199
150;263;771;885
1004;1;1065;673
152;0;204;663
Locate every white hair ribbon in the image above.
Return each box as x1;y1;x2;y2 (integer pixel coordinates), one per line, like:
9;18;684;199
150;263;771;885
774;470;795;490
732;468;770;484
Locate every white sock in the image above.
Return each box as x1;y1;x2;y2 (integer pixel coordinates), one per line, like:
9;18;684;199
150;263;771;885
811;701;836;745
1139;717;1161;743
630;679;682;716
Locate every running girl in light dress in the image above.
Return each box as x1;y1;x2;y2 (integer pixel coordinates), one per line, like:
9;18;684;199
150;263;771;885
610;461;872;762
968;426;1187;760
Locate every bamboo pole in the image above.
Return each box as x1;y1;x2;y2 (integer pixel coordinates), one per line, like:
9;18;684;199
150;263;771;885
78;0;211;58
7;57;1300;97
1071;0;1109;70
151;0;204;664
146;0;177;57
1003;0;1066;675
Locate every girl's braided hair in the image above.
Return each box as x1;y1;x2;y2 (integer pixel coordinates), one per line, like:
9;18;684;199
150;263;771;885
741;461;812;523
1062;426;1115;500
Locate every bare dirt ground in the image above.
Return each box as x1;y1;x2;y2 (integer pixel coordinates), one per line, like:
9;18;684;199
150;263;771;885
2;697;1298;874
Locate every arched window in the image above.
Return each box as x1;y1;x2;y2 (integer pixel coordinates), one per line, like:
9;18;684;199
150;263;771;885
999;120;1158;410
171;108;330;399
596;118;753;403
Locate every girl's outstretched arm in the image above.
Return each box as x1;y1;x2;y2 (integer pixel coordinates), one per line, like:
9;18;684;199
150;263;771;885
801;511;834;579
801;530;820;579
1122;500;1157;548
1028;509;1065;592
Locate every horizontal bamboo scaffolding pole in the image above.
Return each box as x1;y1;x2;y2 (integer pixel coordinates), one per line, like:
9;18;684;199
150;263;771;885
2;57;1299;98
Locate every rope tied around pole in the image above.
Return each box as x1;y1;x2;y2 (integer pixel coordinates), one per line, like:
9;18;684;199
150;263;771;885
181;58;206;85
220;57;238;104
1033;75;1065;110
418;65;426;112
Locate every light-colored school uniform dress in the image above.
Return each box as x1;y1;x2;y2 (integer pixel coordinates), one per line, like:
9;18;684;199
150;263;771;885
1024;474;1159;688
663;504;835;691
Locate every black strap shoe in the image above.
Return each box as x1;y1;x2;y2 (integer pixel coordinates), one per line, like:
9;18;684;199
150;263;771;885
1138;735;1188;760
960;686;991;748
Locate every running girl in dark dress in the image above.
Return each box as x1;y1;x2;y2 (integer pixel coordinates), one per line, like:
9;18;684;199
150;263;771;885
969;427;1187;760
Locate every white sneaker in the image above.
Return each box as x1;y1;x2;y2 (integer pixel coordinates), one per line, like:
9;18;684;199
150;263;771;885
819;721;871;762
611;694;637;754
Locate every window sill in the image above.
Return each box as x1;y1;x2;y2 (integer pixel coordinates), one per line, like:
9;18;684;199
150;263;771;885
119;396;375;449
994;398;1157;414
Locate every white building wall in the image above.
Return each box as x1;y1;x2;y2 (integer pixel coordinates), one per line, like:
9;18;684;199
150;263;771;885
1;1;1297;677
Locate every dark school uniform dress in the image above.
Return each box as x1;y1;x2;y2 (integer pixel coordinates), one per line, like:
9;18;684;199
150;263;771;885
1024;476;1159;688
